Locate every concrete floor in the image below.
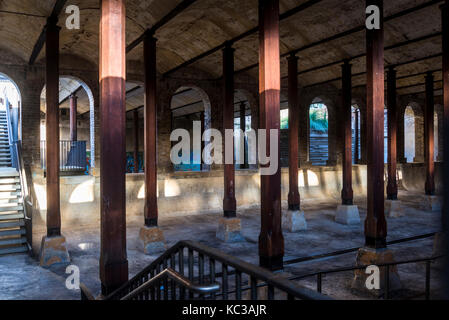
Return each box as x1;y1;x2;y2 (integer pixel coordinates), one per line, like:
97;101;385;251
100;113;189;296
0;190;442;300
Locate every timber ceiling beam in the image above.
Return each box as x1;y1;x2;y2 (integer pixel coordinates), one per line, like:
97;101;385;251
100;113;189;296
236;0;442;75
28;0;68;65
127;0;198;53
303;53;442;89
279;32;441;80
163;0;324;77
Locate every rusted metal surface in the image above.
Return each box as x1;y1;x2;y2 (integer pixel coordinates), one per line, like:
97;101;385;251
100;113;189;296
287;54;300;211
144;34;159;227
69;95;78;142
99;0;129;295
45;17;61;237
365;0;387;249
387;67;398;200
341;61;353;205
258;0;284;271
223;44;237;218
425;72;435;195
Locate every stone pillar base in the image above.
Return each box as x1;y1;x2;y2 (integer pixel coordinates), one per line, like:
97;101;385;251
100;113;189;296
385;200;404;218
351;247;401;297
39;235;70;268
335;205;360;225
421;195;442;212
216;217;244;242
139;226;167;255
282;210;307;232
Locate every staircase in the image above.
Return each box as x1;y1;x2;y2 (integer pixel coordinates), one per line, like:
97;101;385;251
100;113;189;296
0;110;27;255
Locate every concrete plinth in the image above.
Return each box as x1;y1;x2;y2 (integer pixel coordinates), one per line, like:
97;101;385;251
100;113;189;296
216;217;244;242
282;210;307;232
335;205;360;225
421;195;442;212
39;235;70;268
385;200;404;218
139;226;167;254
351;247;401;297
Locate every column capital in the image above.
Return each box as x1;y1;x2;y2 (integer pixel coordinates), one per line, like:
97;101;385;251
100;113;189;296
426;71;434;78
46;16;61;31
223;41;235;52
287;53;298;62
143;29;157;42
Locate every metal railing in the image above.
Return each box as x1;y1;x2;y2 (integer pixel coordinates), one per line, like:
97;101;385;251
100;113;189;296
40;140;87;172
288;254;444;300
101;241;329;301
5;105;33;248
121;268;220;300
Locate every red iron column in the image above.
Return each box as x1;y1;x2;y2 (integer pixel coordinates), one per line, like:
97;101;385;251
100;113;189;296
258;0;284;270
143;34;158;226
424;72;435;195
365;0;387;248
386;67;398;200
287;54;300;211
45;17;61;238
341;61;354;205
133;109;139;173
99;0;128;295
223;44;237;218
69;94;77;142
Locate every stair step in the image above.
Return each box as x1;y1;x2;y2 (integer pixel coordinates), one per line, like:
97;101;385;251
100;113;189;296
0;213;24;220
0;185;20;191
0;245;28;255
0;178;20;184
0;229;26;238
0;237;27;247
0;220;24;229
0;193;21;200
0;205;23;212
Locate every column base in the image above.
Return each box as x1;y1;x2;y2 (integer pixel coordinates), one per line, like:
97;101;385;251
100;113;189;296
421;195;442;212
216;217;244;243
385;200;404;218
39;235;70;268
335;205;360;225
282;210;307;232
139;226;167;255
351;247;401;297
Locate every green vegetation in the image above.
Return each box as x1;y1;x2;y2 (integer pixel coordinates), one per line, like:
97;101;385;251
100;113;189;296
309;103;328;133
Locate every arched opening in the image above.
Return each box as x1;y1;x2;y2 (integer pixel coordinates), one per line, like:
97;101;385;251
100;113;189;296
0;73;22;140
234;90;252;169
309;99;329;166
351;105;361;164
279;93;288;167
0;73;21;170
40;76;95;175
404;106;415;163
170;86;211;172
124;81;144;173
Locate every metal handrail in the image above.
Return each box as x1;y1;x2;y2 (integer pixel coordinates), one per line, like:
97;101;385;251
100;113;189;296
288;254;444;299
4;105;33;247
121;268;220;300
106;240;329;300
